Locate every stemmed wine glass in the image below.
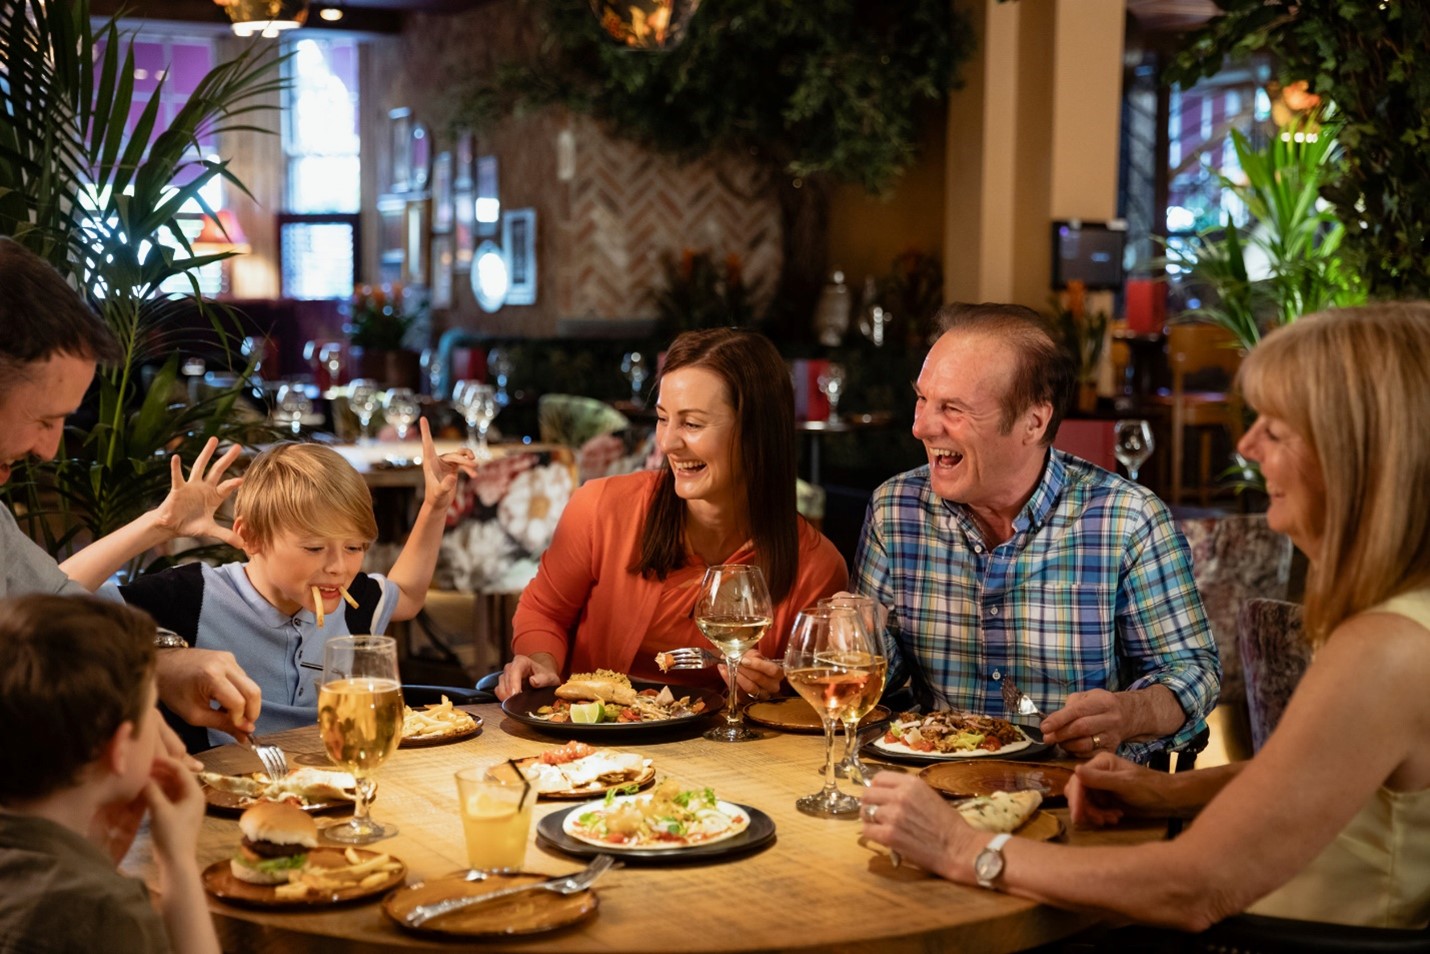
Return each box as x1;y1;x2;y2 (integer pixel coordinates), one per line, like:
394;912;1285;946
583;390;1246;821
319;343;345;390
453;379;498;459
1114;418;1155;482
817;363;847;422
694;565;773;743
347;379;381;444
783;604;878;817
317;635;404;844
818;594;889;784
621;351;647;405
274;382;312;436
383;387;420;441
487;347;514;407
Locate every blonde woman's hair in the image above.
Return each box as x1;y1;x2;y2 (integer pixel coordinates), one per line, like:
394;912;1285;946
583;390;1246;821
1237;302;1430;642
234;443;378;549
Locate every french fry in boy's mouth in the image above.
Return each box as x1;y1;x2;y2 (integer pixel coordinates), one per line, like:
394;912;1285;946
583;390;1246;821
338;585;359;609
312;585;325;628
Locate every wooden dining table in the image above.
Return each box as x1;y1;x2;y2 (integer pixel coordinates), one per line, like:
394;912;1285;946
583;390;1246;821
121;706;1165;953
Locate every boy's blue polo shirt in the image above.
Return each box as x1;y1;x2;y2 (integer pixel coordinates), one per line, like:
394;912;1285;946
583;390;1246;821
121;561;398;747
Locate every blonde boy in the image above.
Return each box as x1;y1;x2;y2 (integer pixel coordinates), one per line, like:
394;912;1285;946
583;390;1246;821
120;418;467;746
0;594;218;954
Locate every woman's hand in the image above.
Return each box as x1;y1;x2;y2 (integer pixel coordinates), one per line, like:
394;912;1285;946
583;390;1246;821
1065;751;1174;827
496;653;561;700
419;416;468;511
720;650;783;699
150;437;244;546
858;771;975;882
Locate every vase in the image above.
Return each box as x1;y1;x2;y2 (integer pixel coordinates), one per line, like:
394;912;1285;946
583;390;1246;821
352;347;422;390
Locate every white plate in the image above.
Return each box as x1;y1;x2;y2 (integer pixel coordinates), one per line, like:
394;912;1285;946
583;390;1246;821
561;794;751;852
869;730;1034;760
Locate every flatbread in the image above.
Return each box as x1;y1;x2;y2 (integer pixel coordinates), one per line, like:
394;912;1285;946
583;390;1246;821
519;749;653;795
955;790;1043;833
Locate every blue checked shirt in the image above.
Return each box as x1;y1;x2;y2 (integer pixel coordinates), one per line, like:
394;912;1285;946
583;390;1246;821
853;450;1220;762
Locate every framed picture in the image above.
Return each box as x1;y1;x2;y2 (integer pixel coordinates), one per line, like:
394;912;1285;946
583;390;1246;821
430;234;454;309
431;151;453;234
475;155;500;238
453;186;475;271
403;198;429;286
409;121;432;193
502;207;537;306
388;108;412;193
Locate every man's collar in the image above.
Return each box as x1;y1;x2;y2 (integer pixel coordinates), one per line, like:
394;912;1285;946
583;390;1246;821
1016;448;1065;533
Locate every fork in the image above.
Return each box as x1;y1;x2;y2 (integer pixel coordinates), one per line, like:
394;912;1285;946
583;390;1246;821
993;673;1045;743
404;854;619;928
657;646;722;671
238;734;289;781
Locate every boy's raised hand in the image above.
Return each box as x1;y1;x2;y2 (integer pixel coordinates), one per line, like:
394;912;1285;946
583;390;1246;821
144;754;207;868
152;436;245;546
420;416;470;511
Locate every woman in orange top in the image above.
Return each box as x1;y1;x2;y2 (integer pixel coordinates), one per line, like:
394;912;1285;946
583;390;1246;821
495;328;847;700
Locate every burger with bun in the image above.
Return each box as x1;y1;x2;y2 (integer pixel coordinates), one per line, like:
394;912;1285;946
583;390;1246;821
230;801;317;885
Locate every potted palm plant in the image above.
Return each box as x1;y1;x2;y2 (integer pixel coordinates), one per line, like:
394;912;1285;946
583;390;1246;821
0;0;284;577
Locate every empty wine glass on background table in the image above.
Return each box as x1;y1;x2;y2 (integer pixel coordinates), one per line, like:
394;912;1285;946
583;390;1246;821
453;379;498;458
274;382;313;436
1114;418;1154;482
818;594;889;783
487;347;514;407
783;604;878;817
382;387;420;440
817;363;847;422
347;379;381;443
694;564;773;743
319;342;345;389
621;351;647;405
317;635;404;844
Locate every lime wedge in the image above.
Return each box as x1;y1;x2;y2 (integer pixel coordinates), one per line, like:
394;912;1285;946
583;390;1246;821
569;701;604;724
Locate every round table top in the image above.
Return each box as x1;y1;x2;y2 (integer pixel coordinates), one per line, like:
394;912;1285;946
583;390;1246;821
122;704;1164;953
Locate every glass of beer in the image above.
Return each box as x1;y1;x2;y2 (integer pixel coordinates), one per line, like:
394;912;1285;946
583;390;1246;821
318;635;404;844
455;764;534;871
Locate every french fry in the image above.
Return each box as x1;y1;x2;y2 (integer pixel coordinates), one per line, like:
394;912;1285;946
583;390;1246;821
312;585;325;628
338;584;359;609
400;696;476;739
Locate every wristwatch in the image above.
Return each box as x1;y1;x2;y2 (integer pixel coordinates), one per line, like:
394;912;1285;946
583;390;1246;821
974;832;1013;889
154;628;190;649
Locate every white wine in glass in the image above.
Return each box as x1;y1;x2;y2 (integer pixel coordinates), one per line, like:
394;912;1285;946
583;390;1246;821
318;635;403;844
1114;418;1155;482
784;605;876;817
694;564;772;743
818;595;889;783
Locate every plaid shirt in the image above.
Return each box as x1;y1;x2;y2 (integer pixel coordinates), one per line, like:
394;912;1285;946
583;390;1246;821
853;450;1220;761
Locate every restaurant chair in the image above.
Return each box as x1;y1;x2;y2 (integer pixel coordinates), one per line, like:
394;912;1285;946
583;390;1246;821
1145;322;1244;505
1236;597;1310;753
401;683;493;706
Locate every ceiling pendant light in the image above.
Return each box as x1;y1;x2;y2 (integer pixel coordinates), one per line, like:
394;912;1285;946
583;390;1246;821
588;0;703;50
219;0;310;37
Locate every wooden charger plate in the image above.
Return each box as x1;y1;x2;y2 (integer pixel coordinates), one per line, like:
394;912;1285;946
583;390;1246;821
200;774;356;817
385;870;598;937
399;710;483;748
745;696;891;734
920;760;1075;803
1011;811;1063;842
202;848;405;907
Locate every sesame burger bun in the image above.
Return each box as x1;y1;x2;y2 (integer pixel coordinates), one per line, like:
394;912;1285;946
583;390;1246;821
230;802;318;885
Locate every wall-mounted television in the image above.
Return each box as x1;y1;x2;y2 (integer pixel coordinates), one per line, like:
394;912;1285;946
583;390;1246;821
1051;219;1127;290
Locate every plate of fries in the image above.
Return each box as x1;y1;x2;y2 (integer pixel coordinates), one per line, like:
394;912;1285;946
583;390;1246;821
202;847;406;907
399;696;482;748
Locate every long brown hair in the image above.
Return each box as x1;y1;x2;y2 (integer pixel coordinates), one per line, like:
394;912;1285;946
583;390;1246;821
1237;303;1430;642
634;328;799;603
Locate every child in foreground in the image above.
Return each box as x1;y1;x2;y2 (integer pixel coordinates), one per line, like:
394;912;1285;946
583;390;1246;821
119;418;472;746
0;594;218;954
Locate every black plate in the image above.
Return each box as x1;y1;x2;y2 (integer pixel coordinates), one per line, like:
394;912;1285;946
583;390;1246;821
501;681;724;740
536;804;776;865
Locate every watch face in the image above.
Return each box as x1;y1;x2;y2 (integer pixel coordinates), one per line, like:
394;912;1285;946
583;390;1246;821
975;848;1003;884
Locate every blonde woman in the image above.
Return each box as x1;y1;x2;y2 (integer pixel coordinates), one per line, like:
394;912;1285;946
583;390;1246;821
860;303;1430;930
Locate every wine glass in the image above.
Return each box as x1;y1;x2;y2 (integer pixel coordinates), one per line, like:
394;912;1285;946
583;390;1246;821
453;379;498;458
817;363;847;422
317;635;404;843
1114;418;1155;482
487;347;513;407
274;382;312;436
694;564;773;743
818;594;889;783
783;604;877;817
319;343;345;390
348;378;381;444
621;351;647;405
382;387;420;441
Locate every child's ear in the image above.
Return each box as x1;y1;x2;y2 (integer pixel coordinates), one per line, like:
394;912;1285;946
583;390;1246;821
232;517;261;556
99;719;138;778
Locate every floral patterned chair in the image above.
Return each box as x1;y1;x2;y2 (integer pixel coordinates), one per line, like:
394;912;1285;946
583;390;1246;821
1236;597;1310;753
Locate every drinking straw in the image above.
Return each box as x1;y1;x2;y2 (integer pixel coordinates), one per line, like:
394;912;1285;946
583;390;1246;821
506;757;532;810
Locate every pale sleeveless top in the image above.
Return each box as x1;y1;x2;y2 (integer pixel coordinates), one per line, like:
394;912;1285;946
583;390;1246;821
1248;588;1430;928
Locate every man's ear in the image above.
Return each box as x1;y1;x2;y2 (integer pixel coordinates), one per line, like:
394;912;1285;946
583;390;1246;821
1024;402;1053;444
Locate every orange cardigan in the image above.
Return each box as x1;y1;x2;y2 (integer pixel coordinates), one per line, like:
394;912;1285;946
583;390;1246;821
511;470;848;677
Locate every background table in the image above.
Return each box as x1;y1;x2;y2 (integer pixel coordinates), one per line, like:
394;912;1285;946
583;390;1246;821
123;706;1164;953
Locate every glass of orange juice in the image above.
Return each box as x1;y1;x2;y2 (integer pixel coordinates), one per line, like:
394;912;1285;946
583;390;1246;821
455;765;533;870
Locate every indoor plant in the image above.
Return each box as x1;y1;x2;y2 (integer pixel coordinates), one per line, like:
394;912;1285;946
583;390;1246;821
346;282;425;388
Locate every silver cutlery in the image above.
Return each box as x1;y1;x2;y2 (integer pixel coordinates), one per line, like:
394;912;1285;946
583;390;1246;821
404;854;618;928
993;673;1045;743
237;733;289;781
658;646;722;671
